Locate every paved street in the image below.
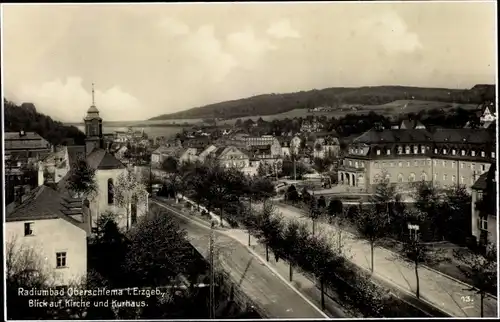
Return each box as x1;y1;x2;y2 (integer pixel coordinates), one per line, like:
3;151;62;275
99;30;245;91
271;203;498;318
152;200;329;319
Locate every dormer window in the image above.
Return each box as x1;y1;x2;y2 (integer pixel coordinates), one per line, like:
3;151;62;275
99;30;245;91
461;150;465;156
413;146;418;154
471;151;476;157
387;149;391;155
376;149;381;155
398;146;403;154
443;149;447;155
452;149;456;155
492;152;496;158
405;146;410;154
420;146;425;154
481;151;485;157
434;148;438;154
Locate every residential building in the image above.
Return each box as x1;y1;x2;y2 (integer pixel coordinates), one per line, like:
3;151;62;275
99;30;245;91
290;135;302;155
206;146;251;170
479;101;496;123
4;131;52;161
5;185;89;286
151;146;198;167
471;165;496;247
300;118;322;133
338;128;495;192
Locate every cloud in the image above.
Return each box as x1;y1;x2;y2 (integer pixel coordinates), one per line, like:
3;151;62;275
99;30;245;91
158;17;190;35
356;11;422;54
226;27;277;67
17;77;143;122
267;19;301;39
181;25;239;83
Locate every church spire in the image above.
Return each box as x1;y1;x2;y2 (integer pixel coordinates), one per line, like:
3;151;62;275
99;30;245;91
92;82;95;106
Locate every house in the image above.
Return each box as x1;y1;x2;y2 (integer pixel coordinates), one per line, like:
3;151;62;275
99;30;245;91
198;145;219;162
4;131;52;161
5;185;90;286
207;146;250;170
471;165;496;247
243;135;282;156
312;136;340;159
300;118;322;133
478;101;496;123
151;146;198;167
290;135;302;155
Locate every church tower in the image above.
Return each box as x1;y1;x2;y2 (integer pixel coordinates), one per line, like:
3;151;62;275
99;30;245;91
84;83;103;155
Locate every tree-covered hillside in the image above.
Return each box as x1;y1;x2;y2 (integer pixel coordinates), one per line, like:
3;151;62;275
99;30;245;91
4;99;86;146
150;84;495;121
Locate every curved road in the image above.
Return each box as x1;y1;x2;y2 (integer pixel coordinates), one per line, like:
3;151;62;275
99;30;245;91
153;200;328;319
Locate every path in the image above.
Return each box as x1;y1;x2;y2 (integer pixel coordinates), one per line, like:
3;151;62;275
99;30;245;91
272;203;498;318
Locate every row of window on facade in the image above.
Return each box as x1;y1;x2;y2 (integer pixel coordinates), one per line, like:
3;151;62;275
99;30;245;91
370;160;487;172
378;172;476;184
364;146;495;158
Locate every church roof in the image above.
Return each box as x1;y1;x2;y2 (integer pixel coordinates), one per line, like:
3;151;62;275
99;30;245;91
86;148;126;170
87;105;99;113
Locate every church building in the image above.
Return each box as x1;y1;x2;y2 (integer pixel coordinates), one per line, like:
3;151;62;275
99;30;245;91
38;84;149;231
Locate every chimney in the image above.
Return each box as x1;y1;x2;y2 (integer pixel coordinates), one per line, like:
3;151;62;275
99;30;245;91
14;186;22;205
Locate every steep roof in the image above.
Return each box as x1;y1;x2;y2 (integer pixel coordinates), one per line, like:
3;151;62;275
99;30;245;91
432;128;493;144
472;164;496;191
67;145;86;168
353;129;433;144
5;185;85;229
86;148;126;170
472;172;489;190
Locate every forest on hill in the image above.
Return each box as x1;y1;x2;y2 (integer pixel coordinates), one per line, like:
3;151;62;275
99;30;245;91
150;84;495;121
4;99;86;146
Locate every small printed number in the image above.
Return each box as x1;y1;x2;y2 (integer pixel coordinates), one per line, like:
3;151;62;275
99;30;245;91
461;296;474;303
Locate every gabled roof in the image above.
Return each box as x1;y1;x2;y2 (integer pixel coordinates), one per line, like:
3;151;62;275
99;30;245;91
472;171;489;190
67;145;86;168
86;148;126;170
6;185;85;229
472;164;496;191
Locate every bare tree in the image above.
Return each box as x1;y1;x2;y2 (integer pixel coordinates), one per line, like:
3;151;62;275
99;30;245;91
113;169;149;231
354;206;388;273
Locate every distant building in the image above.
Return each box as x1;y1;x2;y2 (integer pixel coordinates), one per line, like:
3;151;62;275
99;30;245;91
151;146;198;167
300;118;322;133
338;128;495;192
4;131;52;161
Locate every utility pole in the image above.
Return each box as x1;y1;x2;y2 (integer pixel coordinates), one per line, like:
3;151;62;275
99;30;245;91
293;154;297;181
209;220;216;319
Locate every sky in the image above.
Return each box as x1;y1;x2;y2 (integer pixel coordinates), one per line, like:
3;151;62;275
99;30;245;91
2;2;497;122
